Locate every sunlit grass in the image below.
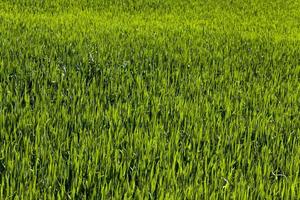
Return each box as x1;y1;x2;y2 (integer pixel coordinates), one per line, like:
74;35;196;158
0;0;299;199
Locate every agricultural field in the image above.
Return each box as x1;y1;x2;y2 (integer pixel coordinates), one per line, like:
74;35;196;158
0;0;300;199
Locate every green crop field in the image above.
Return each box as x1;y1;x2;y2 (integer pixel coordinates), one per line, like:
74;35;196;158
0;0;300;199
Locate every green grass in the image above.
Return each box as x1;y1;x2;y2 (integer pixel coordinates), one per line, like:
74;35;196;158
0;0;300;199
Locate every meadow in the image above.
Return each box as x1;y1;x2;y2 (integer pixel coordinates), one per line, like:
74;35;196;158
0;0;300;199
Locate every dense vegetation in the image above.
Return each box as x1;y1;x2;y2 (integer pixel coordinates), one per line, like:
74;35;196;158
0;0;299;199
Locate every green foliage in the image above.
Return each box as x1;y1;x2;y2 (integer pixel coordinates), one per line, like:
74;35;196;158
0;0;299;199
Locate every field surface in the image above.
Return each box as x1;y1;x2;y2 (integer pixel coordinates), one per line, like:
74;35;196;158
0;0;300;199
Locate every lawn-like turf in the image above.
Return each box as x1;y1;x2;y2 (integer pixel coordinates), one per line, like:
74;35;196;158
0;0;300;199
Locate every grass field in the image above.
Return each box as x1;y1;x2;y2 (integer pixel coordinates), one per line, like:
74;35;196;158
0;0;300;199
